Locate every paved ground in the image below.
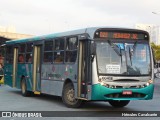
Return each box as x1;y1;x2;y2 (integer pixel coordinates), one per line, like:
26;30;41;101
0;78;160;120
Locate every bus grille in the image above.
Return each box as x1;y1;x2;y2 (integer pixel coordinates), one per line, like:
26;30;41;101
115;86;137;88
105;93;146;98
103;84;147;89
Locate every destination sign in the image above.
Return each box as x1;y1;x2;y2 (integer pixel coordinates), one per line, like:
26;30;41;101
95;31;148;40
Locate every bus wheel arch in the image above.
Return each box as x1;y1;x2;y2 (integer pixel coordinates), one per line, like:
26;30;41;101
62;79;82;108
63;79;73;88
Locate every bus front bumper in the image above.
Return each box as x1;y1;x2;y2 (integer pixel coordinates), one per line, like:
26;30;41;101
91;83;154;101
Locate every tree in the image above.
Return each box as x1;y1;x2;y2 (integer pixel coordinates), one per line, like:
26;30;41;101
151;42;160;61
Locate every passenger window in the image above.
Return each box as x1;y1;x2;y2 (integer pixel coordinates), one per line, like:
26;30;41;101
53;38;64;63
66;37;78;50
26;53;32;63
65;37;78;63
65;51;77;62
18;54;25;63
19;44;25;53
26;43;33;63
44;40;53;63
6;46;13;63
26;43;33;52
18;44;26;63
44;52;53;62
54;51;64;63
54;38;64;50
44;41;53;51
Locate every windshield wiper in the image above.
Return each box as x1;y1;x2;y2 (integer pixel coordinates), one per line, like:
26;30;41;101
132;41;137;54
128;41;138;66
107;40;121;56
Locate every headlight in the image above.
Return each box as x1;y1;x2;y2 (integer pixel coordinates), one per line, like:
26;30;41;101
100;82;105;86
148;80;153;84
146;80;153;86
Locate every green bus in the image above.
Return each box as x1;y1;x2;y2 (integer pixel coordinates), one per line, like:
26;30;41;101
4;27;154;107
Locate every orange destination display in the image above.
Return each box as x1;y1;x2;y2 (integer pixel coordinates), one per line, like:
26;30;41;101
95;31;149;40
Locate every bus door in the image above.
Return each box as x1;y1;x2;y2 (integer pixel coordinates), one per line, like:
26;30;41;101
77;39;91;99
12;47;18;87
32;44;42;94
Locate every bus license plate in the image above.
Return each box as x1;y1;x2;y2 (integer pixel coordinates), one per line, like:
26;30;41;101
122;91;132;95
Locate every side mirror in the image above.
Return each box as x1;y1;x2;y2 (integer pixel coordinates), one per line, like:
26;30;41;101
91;41;96;56
90;41;96;62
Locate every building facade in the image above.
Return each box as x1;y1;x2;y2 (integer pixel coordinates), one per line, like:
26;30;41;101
0;26;33;65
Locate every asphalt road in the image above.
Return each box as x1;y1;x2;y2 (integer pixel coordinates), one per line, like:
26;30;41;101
0;78;160;120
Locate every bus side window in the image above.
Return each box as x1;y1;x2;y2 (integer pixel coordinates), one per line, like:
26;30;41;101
54;38;64;63
26;43;33;63
65;37;78;63
43;40;53;63
19;44;25;53
54;38;64;50
65;51;77;62
44;41;53;51
44;52;53;62
66;37;78;50
54;51;64;63
6;46;13;63
18;44;26;63
18;54;25;63
26;54;32;62
65;51;71;62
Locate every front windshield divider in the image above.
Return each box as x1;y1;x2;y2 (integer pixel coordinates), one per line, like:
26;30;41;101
132;41;138;55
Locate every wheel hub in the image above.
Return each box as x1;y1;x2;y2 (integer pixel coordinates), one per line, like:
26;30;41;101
67;89;75;102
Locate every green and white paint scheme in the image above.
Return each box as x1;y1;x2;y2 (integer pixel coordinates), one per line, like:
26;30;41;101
4;27;154;108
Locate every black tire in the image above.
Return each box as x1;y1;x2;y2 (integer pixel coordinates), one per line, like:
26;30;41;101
108;100;130;108
62;83;82;108
21;79;31;97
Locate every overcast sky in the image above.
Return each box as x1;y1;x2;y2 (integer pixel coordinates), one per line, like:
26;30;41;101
0;0;160;35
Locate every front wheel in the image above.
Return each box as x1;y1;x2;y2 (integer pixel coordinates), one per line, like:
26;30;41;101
108;100;130;108
62;83;82;108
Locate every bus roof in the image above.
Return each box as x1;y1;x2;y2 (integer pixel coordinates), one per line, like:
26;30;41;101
6;27;148;45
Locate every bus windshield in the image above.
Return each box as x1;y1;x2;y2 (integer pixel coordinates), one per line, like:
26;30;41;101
96;40;151;76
